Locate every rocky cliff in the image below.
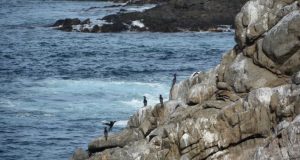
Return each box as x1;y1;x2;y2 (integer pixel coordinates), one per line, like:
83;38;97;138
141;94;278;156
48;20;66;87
71;0;300;159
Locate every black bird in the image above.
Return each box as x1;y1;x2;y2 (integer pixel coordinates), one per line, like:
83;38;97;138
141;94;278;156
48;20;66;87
169;73;177;100
143;96;147;107
102;121;116;131
172;73;177;87
104;127;108;141
159;94;163;107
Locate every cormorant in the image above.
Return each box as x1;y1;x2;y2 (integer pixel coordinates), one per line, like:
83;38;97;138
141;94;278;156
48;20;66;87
159;94;163;107
143;96;147;107
169;73;177;100
172;73;177;87
104;127;108;141
102;121;117;131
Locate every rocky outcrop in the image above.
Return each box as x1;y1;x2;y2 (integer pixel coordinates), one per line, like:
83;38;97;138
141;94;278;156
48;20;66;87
53;0;248;32
99;0;248;32
71;0;300;159
51;18;92;32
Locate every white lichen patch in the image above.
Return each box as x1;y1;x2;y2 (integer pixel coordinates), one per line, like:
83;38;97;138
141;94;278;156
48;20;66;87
202;130;218;145
248;87;273;108
182;133;190;147
245;1;260;25
229;54;248;90
255;88;273;105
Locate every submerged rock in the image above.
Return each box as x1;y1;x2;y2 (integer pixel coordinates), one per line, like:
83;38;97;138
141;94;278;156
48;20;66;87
52;18;81;32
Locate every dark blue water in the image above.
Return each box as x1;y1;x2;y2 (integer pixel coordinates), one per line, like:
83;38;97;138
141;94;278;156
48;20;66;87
0;0;235;159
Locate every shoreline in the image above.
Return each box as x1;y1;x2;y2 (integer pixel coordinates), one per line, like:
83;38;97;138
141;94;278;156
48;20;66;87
71;0;300;159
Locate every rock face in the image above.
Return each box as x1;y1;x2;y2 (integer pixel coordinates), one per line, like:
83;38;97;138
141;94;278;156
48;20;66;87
71;0;300;159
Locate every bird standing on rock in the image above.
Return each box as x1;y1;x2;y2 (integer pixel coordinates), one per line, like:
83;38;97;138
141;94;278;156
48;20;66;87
172;73;177;87
143;96;147;107
104;127;108;141
159;94;164;107
102;121;116;131
169;73;177;100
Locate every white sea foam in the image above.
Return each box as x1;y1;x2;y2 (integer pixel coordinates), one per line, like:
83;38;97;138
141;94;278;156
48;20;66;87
6;78;169;118
132;20;145;28
114;120;128;127
125;4;156;12
120;99;141;108
0;99;16;108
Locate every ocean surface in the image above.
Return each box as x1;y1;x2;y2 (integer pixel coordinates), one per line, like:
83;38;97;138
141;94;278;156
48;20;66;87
0;0;235;159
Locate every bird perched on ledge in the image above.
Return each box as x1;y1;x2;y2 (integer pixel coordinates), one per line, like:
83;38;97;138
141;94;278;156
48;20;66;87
143;96;147;107
102;121;116;131
159;94;164;107
104;127;108;141
172;73;177;87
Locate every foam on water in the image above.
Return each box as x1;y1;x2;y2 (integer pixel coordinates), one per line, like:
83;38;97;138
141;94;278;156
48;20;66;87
125;4;156;12
0;78;169;160
1;78;169;114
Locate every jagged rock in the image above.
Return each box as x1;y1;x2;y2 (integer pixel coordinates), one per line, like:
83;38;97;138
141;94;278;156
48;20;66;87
202;100;232;110
262;10;300;75
292;71;300;84
216;82;232;91
224;54;279;93
100;22;128;32
81;18;91;25
171;68;217;103
170;79;190;102
217;49;237;82
91;25;100;33
252;38;280;74
88;128;144;153
295;96;300;115
235;0;299;48
215;90;241;102
52;18;81;32
253;115;300;160
187;84;216;105
70;148;88;160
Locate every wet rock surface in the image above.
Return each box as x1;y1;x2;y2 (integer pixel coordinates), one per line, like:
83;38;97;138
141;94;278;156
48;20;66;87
52;0;248;33
100;0;248;32
71;0;300;159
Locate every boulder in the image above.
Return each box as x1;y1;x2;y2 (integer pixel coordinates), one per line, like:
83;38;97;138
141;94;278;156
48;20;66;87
88;128;144;153
224;54;279;93
52;18;81;32
70;148;88;160
253;116;300;160
292;71;300;84
263;10;300;62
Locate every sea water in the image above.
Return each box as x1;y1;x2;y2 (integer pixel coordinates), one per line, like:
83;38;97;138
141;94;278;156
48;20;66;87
0;0;235;159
